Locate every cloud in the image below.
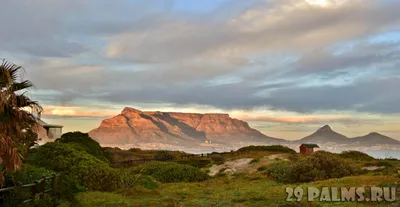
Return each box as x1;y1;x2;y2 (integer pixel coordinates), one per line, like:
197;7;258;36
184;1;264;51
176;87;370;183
2;0;400;117
236;114;353;123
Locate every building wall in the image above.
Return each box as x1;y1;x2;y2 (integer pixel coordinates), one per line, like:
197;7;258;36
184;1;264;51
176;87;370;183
47;127;62;139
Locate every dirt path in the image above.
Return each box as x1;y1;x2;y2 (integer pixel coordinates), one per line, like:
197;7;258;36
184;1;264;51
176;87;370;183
208;154;289;176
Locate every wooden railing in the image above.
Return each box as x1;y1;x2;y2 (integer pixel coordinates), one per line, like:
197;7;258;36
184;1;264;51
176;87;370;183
0;174;62;204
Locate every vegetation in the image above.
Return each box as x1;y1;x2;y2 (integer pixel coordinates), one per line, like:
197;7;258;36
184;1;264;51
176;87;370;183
266;151;362;183
175;159;211;168
339;150;374;161
237;145;296;154
209;154;225;164
0;60;42;185
26;142;119;191
153;150;175;161
140;162;209;183
57;132;109;162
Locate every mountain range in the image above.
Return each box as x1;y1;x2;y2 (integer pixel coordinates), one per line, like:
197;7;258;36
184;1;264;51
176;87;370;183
295;125;400;146
88;107;400;149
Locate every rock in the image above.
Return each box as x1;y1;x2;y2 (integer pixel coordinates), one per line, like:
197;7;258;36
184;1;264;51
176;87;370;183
89;107;283;146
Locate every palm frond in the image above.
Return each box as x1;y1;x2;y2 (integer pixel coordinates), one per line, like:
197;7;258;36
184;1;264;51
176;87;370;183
0;60;25;88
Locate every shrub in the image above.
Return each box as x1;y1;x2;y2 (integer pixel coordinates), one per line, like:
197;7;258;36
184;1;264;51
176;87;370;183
290;151;361;183
154;150;175;161
339;151;374;161
9;164;54;185
175;159;211;168
26;142;120;191
57;131;109;162
266;151;361;183
141;162;209;182
265;161;294;183
209;155;225;164
237;145;296;154
364;160;393;168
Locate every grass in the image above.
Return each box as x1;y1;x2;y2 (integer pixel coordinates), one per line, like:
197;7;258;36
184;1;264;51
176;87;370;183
73;148;400;207
72;174;400;207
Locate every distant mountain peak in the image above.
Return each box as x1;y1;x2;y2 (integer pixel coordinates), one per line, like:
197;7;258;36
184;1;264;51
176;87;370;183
368;132;380;136
122;107;143;114
317;125;332;132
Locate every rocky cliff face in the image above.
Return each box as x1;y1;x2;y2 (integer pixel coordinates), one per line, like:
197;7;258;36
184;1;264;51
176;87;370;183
89;107;282;146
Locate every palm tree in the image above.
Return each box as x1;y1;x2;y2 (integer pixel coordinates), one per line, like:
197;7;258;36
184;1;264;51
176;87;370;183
0;60;42;185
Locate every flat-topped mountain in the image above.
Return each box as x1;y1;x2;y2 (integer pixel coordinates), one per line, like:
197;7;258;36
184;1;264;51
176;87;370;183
88;107;283;146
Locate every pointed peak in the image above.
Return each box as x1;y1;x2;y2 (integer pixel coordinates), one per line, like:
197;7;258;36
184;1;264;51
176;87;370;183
317;125;332;132
121;107;142;114
368;132;381;136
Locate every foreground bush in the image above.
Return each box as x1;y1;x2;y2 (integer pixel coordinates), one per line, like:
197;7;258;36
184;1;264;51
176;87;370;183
339;151;374;161
140;162;209;182
7;164;54;185
237;145;296;154
266;151;361;183
27;142;120;191
265;161;293;183
57;131;109;162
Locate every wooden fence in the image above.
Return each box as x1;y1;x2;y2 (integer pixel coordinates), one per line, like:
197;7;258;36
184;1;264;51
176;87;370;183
0;174;62;204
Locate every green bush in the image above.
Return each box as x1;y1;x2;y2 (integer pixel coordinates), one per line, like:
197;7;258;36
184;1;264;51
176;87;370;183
118;168;158;190
364;160;393;168
26;142;120;191
57;131;109;162
339;151;374;161
266;151;361;183
175;159;211;168
154;150;175;161
237;145;296;154
10;164;54;185
290;151;361;183
141;162;209;182
265;161;294;183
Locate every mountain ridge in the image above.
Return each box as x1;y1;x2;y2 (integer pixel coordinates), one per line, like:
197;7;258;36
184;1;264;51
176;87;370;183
89;107;284;147
295;125;400;146
88;108;400;148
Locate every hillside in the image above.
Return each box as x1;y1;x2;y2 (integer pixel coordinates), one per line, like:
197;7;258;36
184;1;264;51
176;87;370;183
89;107;284;147
296;125;400;147
350;132;400;145
296;125;350;144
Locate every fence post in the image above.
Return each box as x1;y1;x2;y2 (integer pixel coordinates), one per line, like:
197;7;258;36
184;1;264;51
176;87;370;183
58;174;62;188
40;176;46;199
32;181;39;200
51;174;56;194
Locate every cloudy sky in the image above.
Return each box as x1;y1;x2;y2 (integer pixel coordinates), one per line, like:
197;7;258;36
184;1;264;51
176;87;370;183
2;0;400;140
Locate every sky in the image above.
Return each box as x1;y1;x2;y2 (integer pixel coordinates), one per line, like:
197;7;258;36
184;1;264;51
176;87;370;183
1;0;400;140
